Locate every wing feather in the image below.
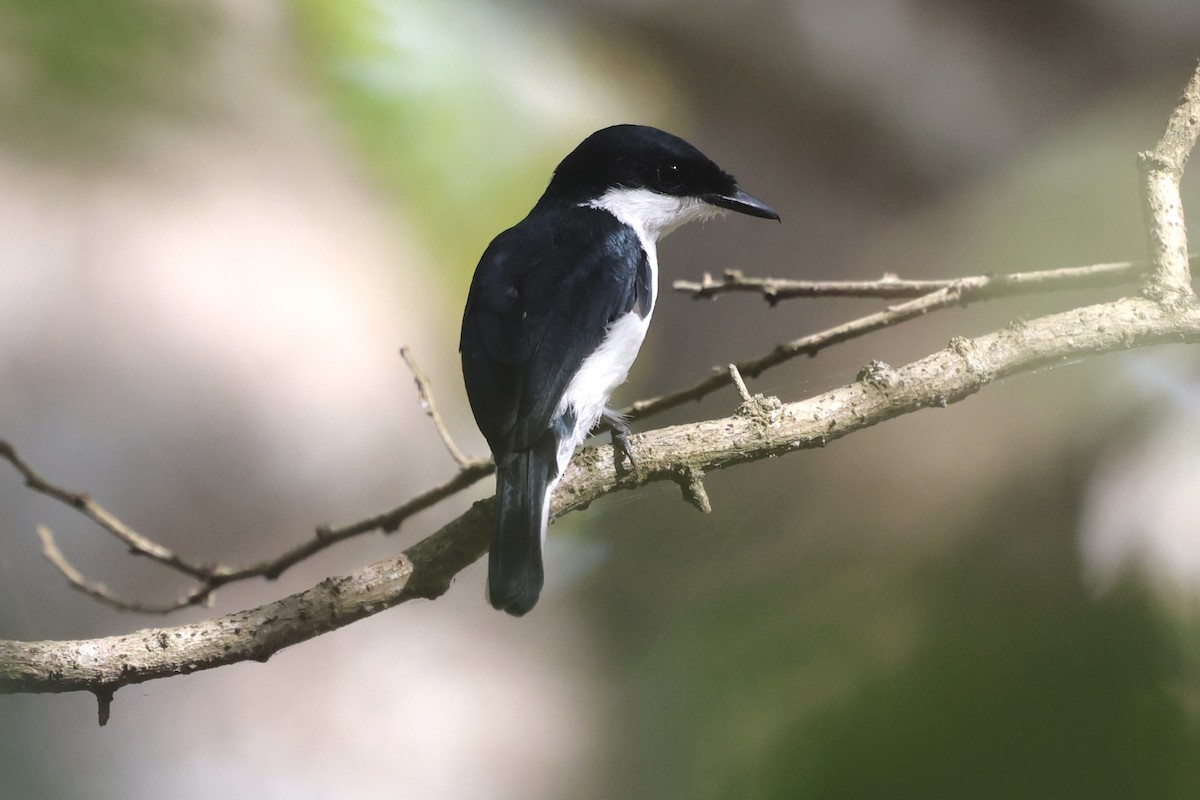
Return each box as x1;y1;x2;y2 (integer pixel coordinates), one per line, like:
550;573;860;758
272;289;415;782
460;206;648;455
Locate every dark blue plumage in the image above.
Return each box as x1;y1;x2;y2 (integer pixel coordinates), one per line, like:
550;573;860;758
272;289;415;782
461;124;778;615
462;208;651;615
462;208;650;455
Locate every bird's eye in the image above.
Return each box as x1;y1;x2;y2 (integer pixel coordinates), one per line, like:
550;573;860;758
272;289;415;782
656;162;684;191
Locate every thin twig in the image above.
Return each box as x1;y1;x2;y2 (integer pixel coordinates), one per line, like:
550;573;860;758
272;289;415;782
0;345;500;612
625;284;960;420
0;436;496;612
630;258;1154;421
176;346;495;584
232;459;494;580
400;346;485;470
727;364;752;404
0;440;211;580
37;526;215;614
674;260;1155;303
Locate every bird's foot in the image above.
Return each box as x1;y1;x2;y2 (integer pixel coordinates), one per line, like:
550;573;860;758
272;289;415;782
601;408;637;474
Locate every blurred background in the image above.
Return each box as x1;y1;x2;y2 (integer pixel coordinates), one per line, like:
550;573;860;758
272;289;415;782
2;1;1200;797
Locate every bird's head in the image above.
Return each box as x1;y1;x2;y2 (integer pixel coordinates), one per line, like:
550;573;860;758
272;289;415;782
542;124;779;241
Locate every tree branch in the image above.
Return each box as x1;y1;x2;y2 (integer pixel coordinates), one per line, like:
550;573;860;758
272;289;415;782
0;349;498;614
3;59;1200;722
35;526;217;614
2;256;1173;614
3;295;1199;704
673;260;1152;303
627;259;1145;422
0;440;212;581
399;346;487;471
1140;58;1200;304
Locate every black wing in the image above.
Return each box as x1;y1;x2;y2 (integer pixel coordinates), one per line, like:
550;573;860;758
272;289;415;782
460;205;651;456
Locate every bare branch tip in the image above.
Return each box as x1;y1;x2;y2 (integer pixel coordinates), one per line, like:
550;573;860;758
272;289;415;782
36;524;207;614
398;346;476;468
728;364;753;404
36;525;81;586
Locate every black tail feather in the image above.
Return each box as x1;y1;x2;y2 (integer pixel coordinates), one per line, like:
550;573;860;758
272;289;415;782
488;436;559;616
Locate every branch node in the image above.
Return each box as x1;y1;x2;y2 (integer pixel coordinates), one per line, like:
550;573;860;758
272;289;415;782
727;364;784;424
856;360;900;390
1138;149;1177;175
1137;61;1200;305
674;466;712;514
948;336;992;388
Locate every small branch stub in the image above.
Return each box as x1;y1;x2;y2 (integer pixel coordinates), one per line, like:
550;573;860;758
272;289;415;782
728;363;753;404
677;466;712;514
94;687;114;727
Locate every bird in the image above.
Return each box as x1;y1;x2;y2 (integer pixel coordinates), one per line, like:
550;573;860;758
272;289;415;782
460;124;779;616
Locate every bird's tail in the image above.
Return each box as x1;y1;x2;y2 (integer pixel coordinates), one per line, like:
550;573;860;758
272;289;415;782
488;436;560;616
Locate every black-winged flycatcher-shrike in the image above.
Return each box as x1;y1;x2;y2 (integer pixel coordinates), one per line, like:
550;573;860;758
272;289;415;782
460;124;778;616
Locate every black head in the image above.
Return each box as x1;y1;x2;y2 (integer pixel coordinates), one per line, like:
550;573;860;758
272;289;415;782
541;124;779;221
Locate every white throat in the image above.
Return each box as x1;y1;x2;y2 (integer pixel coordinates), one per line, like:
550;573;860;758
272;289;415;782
546;187;723;474
585;187;723;245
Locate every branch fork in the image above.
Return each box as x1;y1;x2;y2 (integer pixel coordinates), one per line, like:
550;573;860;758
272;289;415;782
1138;63;1200;305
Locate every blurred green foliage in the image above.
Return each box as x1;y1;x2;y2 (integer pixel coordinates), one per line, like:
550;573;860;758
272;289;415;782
774;544;1198;799
580;87;1200;798
0;0;215;157
8;4;1194;798
0;0;670;295
591;457;1200;800
287;0;657;292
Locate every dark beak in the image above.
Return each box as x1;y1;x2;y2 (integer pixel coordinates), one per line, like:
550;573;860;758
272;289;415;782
703;188;780;221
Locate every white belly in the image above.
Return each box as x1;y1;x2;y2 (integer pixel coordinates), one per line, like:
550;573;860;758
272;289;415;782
543;302;652;542
549;186;711;476
556;311;652;441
